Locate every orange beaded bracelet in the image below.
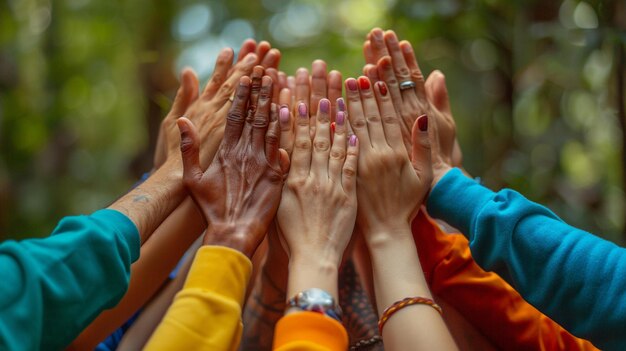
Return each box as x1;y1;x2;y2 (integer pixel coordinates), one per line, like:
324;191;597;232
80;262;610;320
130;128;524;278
378;296;443;334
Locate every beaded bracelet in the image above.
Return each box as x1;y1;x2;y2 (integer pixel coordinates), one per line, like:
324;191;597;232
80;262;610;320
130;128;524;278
378;296;443;334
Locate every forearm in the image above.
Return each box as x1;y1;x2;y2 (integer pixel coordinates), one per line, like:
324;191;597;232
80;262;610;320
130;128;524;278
109;159;186;244
367;227;457;351
427;168;626;349
72;197;205;350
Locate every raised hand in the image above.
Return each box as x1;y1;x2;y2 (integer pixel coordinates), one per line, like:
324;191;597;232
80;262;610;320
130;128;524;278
178;75;288;258
345;76;431;235
277;97;359;299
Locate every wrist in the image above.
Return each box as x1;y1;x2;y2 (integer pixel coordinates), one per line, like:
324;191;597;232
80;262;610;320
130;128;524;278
203;225;259;259
363;224;415;251
431;163;453;192
287;256;339;301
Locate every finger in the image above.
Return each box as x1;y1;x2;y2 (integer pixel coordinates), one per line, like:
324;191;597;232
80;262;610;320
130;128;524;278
265;68;281;105
278;71;288;90
425;70;451;114
384;31;418;102
345;78;371;147
376;56;403;111
399;40;427;101
248;65;265;119
256;41;271;64
374;81;405;153
369;28;389;62
311;99;331;179
363;40;375;65
290;102;312;177
287;75;296;92
310;60;328;117
411;114;432;183
363;64;379;83
203;48;234;99
279;87;291;107
261;48;281;69
171;68;199;117
224;76;251;146
357;76;387;148
265;103;281;167
342;134;359;192
214;53;257;104
279;104;294;155
236;39;257;63
328;110;347;183
294;68;310;112
327;70;342;123
178;117;203;184
252;76;273;150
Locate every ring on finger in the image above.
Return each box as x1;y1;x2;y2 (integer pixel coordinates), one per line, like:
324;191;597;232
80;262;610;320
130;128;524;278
399;81;416;91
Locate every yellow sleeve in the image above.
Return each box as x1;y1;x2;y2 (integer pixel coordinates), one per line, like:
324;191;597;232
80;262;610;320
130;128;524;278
144;246;252;351
273;312;348;351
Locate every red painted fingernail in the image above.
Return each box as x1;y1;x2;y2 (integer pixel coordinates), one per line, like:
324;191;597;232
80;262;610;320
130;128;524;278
349;134;358;146
417;114;428;132
347;79;358;91
358;77;370;90
336;111;345;126
376;81;388;96
331;122;336;133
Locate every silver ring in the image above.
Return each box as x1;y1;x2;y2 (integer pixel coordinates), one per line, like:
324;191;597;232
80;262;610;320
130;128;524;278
399;80;416;91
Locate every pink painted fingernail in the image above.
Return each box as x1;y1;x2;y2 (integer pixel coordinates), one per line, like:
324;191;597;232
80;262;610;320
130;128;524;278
349;134;357;146
320;99;330;114
336;111;345;126
347;79;358;91
337;98;346;111
298;103;307;118
280;107;290;124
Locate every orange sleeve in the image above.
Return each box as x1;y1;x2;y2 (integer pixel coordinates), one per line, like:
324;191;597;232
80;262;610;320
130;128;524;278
272;312;348;351
413;209;598;351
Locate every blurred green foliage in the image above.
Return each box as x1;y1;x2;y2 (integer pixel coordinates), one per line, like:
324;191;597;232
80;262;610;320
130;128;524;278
1;0;625;243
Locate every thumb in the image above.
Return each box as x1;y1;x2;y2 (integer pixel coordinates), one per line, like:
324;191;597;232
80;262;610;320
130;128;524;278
177;117;203;184
425;70;451;115
411;115;433;183
278;148;290;175
171;68;199;117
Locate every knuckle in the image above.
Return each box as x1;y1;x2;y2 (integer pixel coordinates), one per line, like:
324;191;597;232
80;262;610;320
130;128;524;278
395;67;410;78
342;166;356;177
382;115;398;124
313;138;330;152
366;114;381;123
219;82;235;95
294;138;312;150
265;130;279;145
351;118;367;129
330;148;346;161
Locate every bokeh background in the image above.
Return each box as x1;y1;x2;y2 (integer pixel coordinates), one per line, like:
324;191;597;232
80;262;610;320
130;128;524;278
1;0;625;243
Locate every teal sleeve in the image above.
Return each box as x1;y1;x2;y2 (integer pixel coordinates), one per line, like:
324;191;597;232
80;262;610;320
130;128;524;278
0;209;140;351
427;168;626;350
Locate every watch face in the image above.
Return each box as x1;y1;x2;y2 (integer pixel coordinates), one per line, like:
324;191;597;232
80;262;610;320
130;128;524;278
300;288;334;309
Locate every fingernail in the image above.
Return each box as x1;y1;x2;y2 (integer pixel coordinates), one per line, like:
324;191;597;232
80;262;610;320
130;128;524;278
298;103;307;118
374;30;383;40
336;111;345;126
320;99;330;114
358;77;370;90
280;107;290;124
417;114;428;132
349;134;358;146
347;79;358;91
331;122;336;133
337;98;346;111
376;81;388;96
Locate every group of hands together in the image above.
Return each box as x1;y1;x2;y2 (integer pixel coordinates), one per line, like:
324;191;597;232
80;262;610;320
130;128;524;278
155;28;463;266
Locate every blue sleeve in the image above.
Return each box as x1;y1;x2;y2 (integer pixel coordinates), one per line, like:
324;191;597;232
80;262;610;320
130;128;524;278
0;209;140;351
427;168;626;350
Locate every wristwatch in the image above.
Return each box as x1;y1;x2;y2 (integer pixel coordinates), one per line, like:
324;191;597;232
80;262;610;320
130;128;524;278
287;288;342;321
